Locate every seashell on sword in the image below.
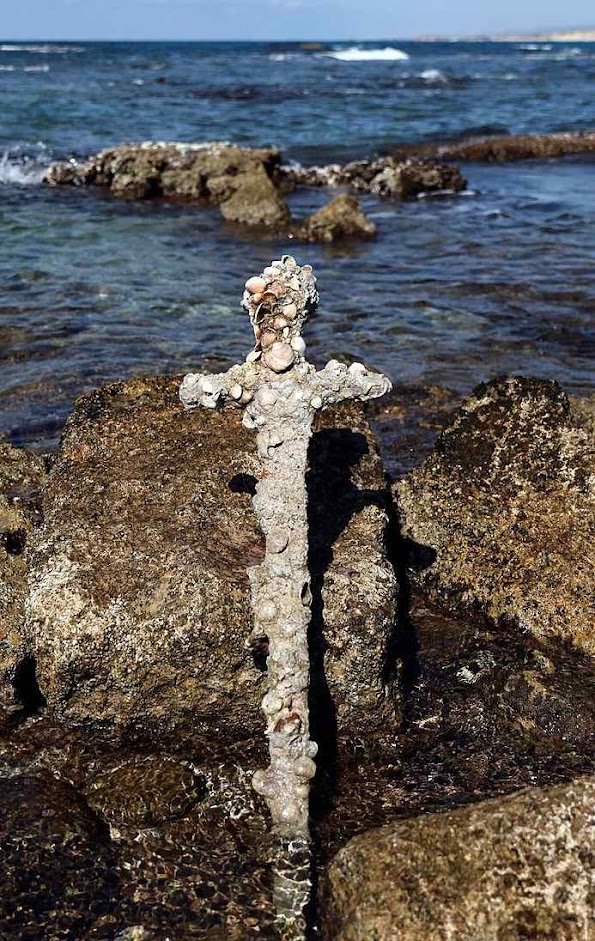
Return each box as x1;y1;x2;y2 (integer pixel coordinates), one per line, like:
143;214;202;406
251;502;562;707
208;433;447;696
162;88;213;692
263;341;295;373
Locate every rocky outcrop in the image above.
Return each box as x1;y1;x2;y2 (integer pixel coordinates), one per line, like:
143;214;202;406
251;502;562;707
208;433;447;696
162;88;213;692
294;194;376;242
45;143;467;237
0;443;46;720
285;155;466;197
26;376;398;744
395;377;595;655
396;129;595;162
322;777;595;941
46;142;291;227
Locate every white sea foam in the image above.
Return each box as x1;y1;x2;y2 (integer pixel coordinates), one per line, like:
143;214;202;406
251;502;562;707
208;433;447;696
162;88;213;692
324;46;409;62
0;43;83;53
419;68;447;83
0;151;47;185
23;64;50;72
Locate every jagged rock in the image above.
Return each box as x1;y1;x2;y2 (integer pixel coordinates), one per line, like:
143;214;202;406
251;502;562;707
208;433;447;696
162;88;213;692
321;777;595;941
395;377;595;655
217;163;290;226
403;129;595;162
0;444;46;719
26;376;398;743
295;194;376;242
285;155;466;198
45;141;291;227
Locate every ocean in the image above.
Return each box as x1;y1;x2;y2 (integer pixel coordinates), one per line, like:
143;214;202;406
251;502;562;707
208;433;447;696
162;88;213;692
1;39;594;448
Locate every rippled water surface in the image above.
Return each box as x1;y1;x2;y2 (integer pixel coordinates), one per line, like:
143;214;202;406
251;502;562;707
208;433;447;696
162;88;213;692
0;40;594;446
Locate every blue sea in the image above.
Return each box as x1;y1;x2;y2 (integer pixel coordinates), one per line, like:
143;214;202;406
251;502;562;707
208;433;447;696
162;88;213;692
1;40;594;447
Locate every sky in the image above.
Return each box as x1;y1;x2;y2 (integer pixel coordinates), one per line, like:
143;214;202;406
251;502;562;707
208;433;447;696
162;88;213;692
2;0;595;41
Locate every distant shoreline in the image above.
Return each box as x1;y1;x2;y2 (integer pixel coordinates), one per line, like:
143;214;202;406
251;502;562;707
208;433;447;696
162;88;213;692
414;29;595;42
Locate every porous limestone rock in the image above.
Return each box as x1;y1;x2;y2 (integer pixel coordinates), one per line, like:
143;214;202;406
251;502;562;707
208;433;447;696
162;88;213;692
0;443;46;718
285;155;466;198
45;141;291;227
395;377;595;655
321;777;595;941
294;194;376;242
26;376;398;746
398;128;595;162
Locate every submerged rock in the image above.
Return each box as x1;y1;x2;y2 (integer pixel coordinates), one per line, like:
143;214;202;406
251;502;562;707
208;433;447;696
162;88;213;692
285;155;466;198
26;376;398;744
294;194;376;242
46;141;291;228
395;377;595;655
0;771;120;939
322;777;595;941
0;443;46;720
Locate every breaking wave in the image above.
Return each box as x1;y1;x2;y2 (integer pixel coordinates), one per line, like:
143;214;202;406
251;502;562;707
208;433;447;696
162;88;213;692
324;46;410;62
0;151;48;185
0;43;83;53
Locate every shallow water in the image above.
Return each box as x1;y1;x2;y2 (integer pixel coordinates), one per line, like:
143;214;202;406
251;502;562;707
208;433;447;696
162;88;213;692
1;40;594;448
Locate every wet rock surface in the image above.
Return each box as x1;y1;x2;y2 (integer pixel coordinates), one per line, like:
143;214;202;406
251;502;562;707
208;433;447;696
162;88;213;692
46;141;291;227
26;375;398;744
294;194;376;242
285;155;466;197
395;377;595;655
394;128;595;162
0;442;46;722
44;143;466;239
321;777;595;941
1;376;594;937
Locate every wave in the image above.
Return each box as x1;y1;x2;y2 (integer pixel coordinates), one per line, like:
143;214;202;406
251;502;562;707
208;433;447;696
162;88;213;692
324;46;410;62
0;64;50;72
0;151;48;185
419;68;448;83
0;43;83;53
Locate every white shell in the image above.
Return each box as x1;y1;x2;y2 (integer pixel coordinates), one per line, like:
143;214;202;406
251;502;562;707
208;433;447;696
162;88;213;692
267;529;289;554
348;361;367;375
282;302;297;319
310;395;323;409
268;429;284;446
263;342;295;373
201;379;214;394
260;600;278;621
291;336;306;355
230;383;243;400
258;387;278;407
246;349;261;363
245;276;267;294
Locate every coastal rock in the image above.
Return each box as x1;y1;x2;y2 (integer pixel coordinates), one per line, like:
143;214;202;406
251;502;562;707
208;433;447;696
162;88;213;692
295;194;376;242
407;129;595;162
285;155;466;198
45;141;291;227
321;777;595;941
26;376;398;744
0;443;46;719
395;377;595;655
0;771;119;939
217;163;290;226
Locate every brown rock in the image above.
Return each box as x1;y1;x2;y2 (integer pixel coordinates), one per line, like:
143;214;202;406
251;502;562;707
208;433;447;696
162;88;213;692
0;443;46;717
322;777;595;941
295;194;376;242
26;376;397;743
413;129;595;162
0;771;119;939
217;164;291;227
45;142;291;226
285;156;466;198
395;377;595;655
